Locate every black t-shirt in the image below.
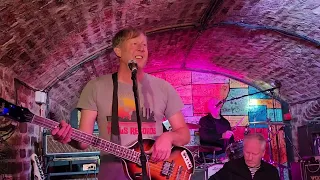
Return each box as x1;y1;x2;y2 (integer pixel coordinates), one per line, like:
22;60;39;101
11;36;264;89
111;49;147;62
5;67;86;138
209;157;280;180
198;113;234;154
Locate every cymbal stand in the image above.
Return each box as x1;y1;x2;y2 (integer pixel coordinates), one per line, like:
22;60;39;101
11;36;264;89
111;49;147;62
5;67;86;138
267;121;274;162
270;90;281;165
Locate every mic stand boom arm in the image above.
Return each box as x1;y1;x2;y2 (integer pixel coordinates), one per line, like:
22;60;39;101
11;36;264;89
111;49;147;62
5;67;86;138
131;71;150;180
218;86;280;105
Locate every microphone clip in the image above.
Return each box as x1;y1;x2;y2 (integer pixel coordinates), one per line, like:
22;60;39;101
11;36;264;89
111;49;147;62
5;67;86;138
128;60;138;73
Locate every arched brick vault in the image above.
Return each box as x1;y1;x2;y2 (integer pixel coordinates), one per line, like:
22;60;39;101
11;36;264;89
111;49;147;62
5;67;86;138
0;0;319;117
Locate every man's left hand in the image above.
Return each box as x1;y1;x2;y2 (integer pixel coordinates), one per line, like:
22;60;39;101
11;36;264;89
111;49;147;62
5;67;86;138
146;133;173;162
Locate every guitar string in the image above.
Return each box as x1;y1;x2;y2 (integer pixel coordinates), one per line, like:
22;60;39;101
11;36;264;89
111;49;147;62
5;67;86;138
33;116;192;178
35;118;191;179
33;117;191;178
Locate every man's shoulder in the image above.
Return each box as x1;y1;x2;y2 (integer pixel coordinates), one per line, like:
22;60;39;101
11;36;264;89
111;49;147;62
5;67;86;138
87;74;113;85
145;73;168;84
223;157;245;169
230;157;244;164
199;114;210;121
220;116;230;122
261;161;279;171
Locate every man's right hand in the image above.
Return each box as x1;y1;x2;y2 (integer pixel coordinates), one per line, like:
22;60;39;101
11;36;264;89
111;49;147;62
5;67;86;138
51;120;72;144
222;130;233;139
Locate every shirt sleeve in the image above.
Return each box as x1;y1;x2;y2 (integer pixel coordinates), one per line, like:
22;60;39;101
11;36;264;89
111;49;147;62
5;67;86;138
164;81;184;119
77;80;98;111
199;117;223;143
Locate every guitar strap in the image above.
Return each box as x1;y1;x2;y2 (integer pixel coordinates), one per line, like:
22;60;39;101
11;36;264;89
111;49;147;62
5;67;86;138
111;72;121;144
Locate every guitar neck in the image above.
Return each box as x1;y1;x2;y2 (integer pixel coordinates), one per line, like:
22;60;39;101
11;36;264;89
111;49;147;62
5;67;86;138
31;115;141;164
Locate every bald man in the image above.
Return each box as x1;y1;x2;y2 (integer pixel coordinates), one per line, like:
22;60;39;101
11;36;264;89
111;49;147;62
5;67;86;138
209;133;280;180
198;97;234;160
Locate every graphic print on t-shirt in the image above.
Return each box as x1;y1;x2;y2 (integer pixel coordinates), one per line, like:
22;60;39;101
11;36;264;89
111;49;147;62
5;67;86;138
106;96;156;136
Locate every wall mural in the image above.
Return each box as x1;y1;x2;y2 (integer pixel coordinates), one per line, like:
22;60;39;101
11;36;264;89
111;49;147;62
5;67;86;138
151;70;289;180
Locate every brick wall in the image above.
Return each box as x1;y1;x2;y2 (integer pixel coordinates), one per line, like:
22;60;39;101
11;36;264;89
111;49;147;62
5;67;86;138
0;67;42;180
290;99;320;161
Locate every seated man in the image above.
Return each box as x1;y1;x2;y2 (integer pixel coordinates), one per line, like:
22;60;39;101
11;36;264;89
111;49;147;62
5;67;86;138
209;133;280;180
198;97;234;161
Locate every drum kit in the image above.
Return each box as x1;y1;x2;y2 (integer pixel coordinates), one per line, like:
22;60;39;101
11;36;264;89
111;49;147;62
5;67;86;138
184;120;289;178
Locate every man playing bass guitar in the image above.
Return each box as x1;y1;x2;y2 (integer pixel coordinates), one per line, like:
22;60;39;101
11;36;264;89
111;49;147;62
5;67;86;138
51;27;191;180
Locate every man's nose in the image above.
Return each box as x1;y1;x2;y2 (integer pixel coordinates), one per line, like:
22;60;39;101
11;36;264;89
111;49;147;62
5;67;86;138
137;44;144;51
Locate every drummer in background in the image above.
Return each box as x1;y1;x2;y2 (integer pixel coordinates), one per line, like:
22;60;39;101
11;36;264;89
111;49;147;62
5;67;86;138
198;97;234;161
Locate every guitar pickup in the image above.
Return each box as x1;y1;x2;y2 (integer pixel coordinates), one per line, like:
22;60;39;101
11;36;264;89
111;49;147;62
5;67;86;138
161;161;175;177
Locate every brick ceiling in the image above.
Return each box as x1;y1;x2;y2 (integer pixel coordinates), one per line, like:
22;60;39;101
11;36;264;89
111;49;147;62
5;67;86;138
0;0;319;113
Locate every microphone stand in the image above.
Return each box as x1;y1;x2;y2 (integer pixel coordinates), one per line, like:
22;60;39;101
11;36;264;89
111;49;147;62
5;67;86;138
131;70;150;180
216;86;281;106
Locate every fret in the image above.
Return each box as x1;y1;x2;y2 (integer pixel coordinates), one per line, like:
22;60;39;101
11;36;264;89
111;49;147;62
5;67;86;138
108;143;115;153
102;140;108;151
104;141;110;151
117;145;123;157
129;150;137;162
121;146;127;157
116;145;121;157
125;149;131;160
92;136;101;147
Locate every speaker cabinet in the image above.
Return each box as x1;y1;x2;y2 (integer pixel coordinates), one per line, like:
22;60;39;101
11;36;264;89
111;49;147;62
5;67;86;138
43;132;100;156
298;124;320;157
291;162;320;180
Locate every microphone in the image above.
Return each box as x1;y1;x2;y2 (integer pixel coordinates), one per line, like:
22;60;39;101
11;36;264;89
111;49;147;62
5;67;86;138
128;60;138;73
244;124;250;135
215;99;226;107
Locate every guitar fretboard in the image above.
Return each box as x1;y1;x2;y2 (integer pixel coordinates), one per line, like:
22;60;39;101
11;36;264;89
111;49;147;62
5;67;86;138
32;115;141;164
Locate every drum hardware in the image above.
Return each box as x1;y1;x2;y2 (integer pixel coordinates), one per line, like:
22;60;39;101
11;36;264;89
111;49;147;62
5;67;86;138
198;145;222;164
185;145;222;165
226;140;244;160
186;123;201;129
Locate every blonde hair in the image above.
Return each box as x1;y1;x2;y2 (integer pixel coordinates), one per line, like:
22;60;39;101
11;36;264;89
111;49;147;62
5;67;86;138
112;27;146;48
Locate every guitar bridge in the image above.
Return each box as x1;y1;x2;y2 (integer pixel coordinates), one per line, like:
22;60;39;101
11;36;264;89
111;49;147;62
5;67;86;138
161;161;175;178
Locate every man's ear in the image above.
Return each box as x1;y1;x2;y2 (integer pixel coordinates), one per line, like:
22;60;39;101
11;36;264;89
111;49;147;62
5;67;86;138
113;47;121;57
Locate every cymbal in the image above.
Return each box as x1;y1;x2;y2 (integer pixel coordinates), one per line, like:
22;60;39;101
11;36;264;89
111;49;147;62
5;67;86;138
185;145;222;152
186;123;201;129
198;145;222;152
249;121;285;125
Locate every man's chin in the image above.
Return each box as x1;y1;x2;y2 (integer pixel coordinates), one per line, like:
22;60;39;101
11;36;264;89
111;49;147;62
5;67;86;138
246;162;256;167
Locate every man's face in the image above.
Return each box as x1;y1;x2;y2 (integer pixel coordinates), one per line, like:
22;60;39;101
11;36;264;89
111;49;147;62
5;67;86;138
243;139;265;167
207;99;222;115
114;33;148;70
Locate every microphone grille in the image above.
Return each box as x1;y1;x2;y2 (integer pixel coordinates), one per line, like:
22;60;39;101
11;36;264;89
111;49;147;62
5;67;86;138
128;60;136;63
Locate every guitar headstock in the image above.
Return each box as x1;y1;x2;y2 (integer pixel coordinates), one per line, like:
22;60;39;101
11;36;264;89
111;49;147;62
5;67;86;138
0;98;34;123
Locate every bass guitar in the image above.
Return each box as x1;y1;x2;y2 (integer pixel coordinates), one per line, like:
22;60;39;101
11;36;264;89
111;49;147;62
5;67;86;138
0;98;195;180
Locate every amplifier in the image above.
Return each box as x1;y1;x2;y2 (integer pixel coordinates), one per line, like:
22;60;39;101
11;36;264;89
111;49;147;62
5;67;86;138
191;168;208;180
298;124;320;157
291;161;320;180
43;132;100;156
